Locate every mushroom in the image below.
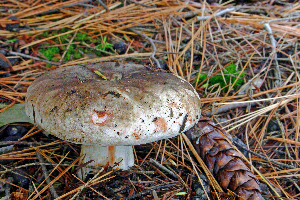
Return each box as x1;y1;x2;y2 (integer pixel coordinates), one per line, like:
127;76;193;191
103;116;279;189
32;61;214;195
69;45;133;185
25;62;201;177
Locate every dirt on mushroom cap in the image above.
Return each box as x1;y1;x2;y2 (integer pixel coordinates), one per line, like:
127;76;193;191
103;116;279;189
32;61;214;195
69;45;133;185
25;62;201;146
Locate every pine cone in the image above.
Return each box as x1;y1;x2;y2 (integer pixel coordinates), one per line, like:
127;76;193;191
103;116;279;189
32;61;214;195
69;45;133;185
186;117;264;200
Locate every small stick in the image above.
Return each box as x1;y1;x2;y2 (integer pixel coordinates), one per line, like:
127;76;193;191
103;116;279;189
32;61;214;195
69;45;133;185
232;139;296;169
0;145;14;155
170;16;192;36
207;102;257;116
122;183;176;200
95;0;107;10
117;19;161;68
82;41;114;56
9;51;60;66
149;158;177;179
127;0;156;8
61;0;92;8
196;7;236;21
128;27;161;68
263;23;281;84
35;152;59;199
59;30;78;63
69;168;105;200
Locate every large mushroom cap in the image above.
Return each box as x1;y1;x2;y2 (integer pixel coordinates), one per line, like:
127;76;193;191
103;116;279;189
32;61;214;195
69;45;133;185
25;62;201;146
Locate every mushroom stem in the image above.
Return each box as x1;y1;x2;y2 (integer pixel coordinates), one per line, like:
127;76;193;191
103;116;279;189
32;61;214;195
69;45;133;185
79;144;134;178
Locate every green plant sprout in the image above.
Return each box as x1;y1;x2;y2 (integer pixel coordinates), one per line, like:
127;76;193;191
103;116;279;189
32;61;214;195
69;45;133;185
96;36;114;51
6;38;18;43
195;63;245;92
123;35;129;41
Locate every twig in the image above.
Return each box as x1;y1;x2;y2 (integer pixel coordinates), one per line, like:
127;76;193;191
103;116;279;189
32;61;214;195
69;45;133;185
122;183;176;200
95;0;107;10
32;181;42;200
59;30;78;63
0;145;14;154
27;0;92;17
127;0;156;8
117;19;161;68
207;102;257;116
149;159;177;179
263;23;281;84
35;152;59;199
82;41;114;56
165;165;189;192
70;168;106;200
170;16;192;36
5;177;13;197
232;139;295;169
0;141;34;146
0;163;81;175
77;3;98;8
127;28;161;68
72;175;110;199
196;7;236;21
9;51;60;66
31;157;80;200
60;0;92;8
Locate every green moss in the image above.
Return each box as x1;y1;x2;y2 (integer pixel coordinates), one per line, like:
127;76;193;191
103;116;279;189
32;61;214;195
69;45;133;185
78;47;84;52
64;51;83;61
52;57;60;62
37;28;114;62
195;63;244;92
75;32;91;42
65;52;71;61
73;51;82;59
40;32;49;38
39;46;60;61
196;73;207;83
60;28;70;33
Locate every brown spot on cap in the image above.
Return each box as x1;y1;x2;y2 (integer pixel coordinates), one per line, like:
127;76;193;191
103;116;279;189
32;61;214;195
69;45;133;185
154;117;167;133
168;102;179;108
91;110;112;125
132;129;141;139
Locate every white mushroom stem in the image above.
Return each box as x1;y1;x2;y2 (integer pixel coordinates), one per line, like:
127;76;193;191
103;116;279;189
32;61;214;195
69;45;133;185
79;145;134;178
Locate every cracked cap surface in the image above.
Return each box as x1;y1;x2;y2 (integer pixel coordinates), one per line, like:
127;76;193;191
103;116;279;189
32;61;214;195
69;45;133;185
25;62;201;146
